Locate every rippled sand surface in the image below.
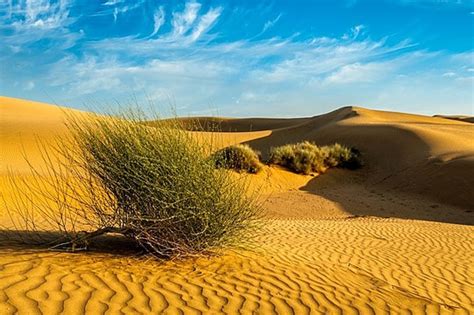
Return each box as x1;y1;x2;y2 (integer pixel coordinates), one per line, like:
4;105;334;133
2;219;473;314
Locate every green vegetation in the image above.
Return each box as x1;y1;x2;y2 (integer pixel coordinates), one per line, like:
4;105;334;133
7;112;260;258
212;144;263;174
268;141;361;175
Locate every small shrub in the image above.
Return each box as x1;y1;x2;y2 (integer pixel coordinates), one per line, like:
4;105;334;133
322;143;351;167
212;144;263;174
341;147;363;170
269;141;361;174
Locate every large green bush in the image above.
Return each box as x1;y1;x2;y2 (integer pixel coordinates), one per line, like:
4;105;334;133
6;112;261;258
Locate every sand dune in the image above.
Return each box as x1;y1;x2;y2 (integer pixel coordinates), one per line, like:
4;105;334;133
1;96;473;314
0;96;86;175
243;106;474;213
434;114;474;124
174;116;311;132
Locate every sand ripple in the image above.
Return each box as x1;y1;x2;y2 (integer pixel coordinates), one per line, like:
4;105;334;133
1;218;472;314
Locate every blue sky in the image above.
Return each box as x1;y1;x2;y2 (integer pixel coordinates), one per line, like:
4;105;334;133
0;0;473;116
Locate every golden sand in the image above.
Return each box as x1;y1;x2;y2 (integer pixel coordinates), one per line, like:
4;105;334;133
1;96;473;314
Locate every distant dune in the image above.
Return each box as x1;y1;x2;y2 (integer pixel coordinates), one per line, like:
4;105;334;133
434;114;474;124
172;116;312;131
1;96;473;314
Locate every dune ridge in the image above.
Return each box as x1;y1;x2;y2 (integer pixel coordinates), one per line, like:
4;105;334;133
1;96;473;314
434;115;474;124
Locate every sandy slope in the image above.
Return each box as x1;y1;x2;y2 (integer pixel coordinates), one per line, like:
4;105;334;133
1;96;473;314
434;115;474;124
174;116;312;131
0;97;74;174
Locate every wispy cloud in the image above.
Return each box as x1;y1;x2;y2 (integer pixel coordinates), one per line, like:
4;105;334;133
342;24;366;40
171;1;201;37
325;62;387;84
189;6;222;41
150;6;165;37
262;13;282;33
5;0;73;30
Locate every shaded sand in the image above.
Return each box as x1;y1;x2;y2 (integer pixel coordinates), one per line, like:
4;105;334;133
434;115;474;124
1;96;473;314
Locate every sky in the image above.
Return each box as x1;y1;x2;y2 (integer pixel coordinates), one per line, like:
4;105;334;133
0;0;473;117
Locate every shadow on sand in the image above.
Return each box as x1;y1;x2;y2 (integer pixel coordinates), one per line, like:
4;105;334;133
245;121;474;225
0;230;146;256
298;169;474;225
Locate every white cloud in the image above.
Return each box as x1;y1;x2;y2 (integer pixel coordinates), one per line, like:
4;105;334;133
262;13;282;33
171;1;201;37
103;0;124;6
342;24;366;40
150;7;165;37
7;0;72;30
394;0;473;6
189;7;222;41
442;72;456;77
248;38;412;85
325;62;388;84
45;32;433;116
0;0;78;51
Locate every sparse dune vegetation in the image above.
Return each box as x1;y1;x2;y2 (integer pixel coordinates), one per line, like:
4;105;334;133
269;141;362;174
211;142;361;175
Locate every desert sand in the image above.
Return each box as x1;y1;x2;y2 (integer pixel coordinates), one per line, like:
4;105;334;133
1;96;473;314
434;115;474;124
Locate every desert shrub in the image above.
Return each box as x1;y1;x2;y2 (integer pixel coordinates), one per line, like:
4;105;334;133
5;111;261;258
212;144;263;174
269;141;325;174
322;143;350;167
340;147;363;169
322;143;363;169
269;141;361;174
